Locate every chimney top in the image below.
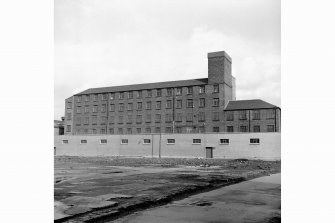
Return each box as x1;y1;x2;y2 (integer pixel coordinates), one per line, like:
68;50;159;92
207;51;232;63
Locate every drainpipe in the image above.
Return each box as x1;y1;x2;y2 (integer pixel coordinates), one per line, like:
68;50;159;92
274;108;277;132
248;110;251;132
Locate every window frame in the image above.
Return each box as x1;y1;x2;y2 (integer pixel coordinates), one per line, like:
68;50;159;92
120;139;128;145
192;139;202;145
80;139;87;144
167;139;175;145
219;139;229;145
143;139;151;144
100;139;107;144
62;140;69;144
250;138;260;144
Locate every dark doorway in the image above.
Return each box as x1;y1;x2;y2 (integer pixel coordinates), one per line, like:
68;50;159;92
206;147;213;158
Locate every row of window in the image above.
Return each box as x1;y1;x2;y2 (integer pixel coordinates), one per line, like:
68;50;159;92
71;112;219;125
72;98;220;114
67;125;275;134
225;110;276;121
74;85;220;103
62;137;260;145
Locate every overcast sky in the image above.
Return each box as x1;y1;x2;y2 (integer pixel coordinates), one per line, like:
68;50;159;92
54;0;280;119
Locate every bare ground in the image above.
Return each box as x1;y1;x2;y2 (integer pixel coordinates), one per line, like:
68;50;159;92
54;156;280;222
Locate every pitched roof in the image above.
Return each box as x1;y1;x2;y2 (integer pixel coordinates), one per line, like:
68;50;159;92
224;99;279;111
75;78;208;95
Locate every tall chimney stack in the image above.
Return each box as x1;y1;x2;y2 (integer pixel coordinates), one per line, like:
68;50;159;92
207;51;232;86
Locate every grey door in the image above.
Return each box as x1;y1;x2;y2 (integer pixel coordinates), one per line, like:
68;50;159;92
206;147;213;158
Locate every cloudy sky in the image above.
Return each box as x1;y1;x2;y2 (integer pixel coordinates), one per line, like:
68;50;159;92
54;0;280;119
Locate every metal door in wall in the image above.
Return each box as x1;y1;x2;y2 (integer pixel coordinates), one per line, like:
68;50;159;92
206;147;213;158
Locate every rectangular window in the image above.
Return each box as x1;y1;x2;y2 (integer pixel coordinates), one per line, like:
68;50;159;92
127;115;133;124
118;128;123;134
100;128;106;134
118;115;124;124
66;125;71;132
110;93;115;100
143;139;151;144
239;111;247;120
253;110;261;120
212;98;219;107
156;89;162;97
136;115;142;123
80;139;87;144
199;98;205;107
176;88;182;95
253;125;261;132
198;112;205;122
136;128;142;134
212;111;220;121
186;99;193;108
119;103;124;112
213;85;219;93
137;102;142;110
167;88;173;97
176;100;182;109
119;92;125;99
75;117;81;126
92;116;97;125
155;114;161;123
213;127;220;132
76;106;81;114
77;96;82;102
155;127;161;133
199;86;205;94
92;129;97;134
127;128;132;134
166;100;172;109
67;102;72;109
165;114;172;123
240;126;247;132
128;91;133;99
91;95;97;102
84;106;90;113
267;109;276;119
198;126;205;133
109;116;114;124
102;94;107;101
137;91;142;98
127;103;133;111
84;117;89;125
93;106;98;113
146;101;152;110
84;95;90;102
100;139;107;144
187;87;193;95
146;114;151;123
192;139;201;144
156;101;161;110
145;127;151;133
220;139;229;144
226;112;234;121
109;128;114;134
227;126;234;132
147;90;152;98
167;139;175;144
250;138;260;144
110;104;115;112
84;129;88;134
62;140;68;144
176;127;182;133
67;113;72;120
165;127;172;133
186;113;193;122
101;104;106;112
267;125;275;132
176;113;182;122
121;139;128;144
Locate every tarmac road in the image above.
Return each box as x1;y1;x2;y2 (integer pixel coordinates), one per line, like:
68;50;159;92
114;173;281;223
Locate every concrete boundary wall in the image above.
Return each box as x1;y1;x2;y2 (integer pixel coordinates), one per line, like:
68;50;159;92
54;133;280;160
